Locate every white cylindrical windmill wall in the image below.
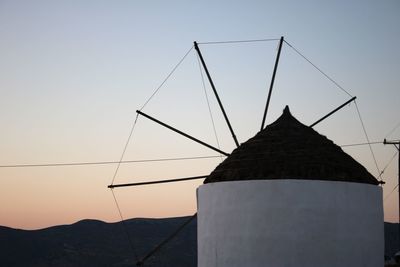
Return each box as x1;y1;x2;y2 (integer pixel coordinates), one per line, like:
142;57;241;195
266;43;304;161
197;180;383;267
197;107;384;267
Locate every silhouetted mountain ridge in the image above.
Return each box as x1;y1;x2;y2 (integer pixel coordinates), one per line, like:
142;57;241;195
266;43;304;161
0;217;397;266
1;216;196;267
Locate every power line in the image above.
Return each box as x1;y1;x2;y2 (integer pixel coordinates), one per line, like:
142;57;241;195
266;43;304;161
1;140;392;169
0;155;223;168
2;141;391;168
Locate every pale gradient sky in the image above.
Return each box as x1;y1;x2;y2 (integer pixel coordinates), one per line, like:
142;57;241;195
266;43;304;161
0;0;399;230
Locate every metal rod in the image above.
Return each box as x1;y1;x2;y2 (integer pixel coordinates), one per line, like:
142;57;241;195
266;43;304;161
383;139;399;146
108;175;207;188
340;141;382;148
136;214;197;266
261;36;284;130
136;110;230;156
384;138;400;253
194;41;240;148
310;96;356;128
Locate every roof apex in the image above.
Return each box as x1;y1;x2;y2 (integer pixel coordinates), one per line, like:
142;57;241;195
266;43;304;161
283;105;290;114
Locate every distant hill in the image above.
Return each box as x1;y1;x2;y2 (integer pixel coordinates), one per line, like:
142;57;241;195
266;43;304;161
386;222;399;257
0;217;397;266
0;217;197;267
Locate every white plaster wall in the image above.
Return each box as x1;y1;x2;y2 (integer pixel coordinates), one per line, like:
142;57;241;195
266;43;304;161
197;180;383;267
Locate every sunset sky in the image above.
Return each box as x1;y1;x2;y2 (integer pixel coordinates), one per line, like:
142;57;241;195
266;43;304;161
0;0;399;230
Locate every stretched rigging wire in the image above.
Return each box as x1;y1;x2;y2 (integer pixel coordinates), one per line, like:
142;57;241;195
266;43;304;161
384;184;399;203
136;214;197;266
139;46;194;111
110;114;139;185
111;189;139;261
133;49;237;263
136;47;229;266
283;40;353;98
109;45;196;265
282;40;382;180
354;101;382;179
378;150;399;180
108;114;140;262
196;52;223;160
197;38;279;45
385;121;400;139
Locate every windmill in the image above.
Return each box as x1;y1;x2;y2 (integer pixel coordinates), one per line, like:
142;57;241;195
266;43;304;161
107;37;384;266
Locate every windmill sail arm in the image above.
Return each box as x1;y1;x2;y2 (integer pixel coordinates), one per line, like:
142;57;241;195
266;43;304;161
310;96;356;128
136;110;230;156
108;175;207;188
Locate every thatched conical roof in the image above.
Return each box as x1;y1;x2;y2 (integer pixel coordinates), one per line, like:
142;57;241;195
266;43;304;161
204;106;378;185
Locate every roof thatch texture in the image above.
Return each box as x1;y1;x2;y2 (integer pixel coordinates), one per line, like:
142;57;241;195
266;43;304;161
204;106;378;185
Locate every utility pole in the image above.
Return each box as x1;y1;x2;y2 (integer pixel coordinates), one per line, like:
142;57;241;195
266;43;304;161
384;138;400;253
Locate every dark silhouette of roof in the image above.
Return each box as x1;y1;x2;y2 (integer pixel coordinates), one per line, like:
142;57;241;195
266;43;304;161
204;106;379;185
